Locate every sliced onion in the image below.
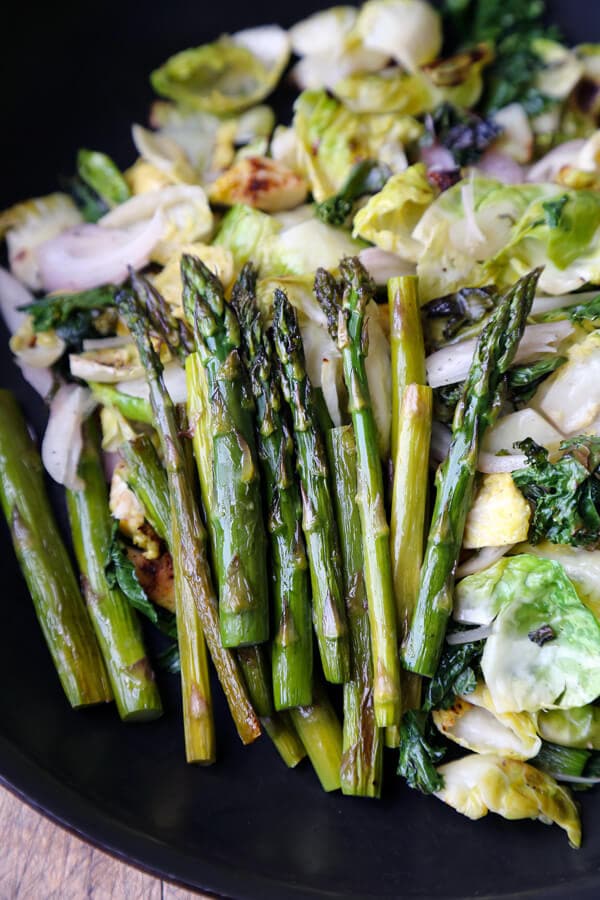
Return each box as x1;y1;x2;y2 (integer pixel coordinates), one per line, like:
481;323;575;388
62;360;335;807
446;624;493;645
41;384;97;489
102;450;121;482
116;362;187;405
15;359;55;400
0;266;32;333
36;211;164;292
82;336;134;352
321;356;343;427
477;451;528;473
426;321;574;388
430;420;451;464
526;139;585;183
456;545;512;579
532;290;600;316
420;143;455;172
474;150;525;185
358;247;416;285
549;774;600;785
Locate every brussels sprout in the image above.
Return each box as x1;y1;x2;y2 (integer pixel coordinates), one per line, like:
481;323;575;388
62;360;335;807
153;243;235;314
0;193;83;290
69;343;144;384
213;203;282;271
537;706;600;750
289;6;358;57
264;218;366;279
463;473;531;550
531;331;600;437
513;541;600;622
333;68;434;115
482;409;562;458
454;555;600;713
355;0;442;72
99;184;213;266
492;104;534;164
9;318;67;369
421;44;493;110
532;39;584;101
433;682;541;759
291;46;389;93
131;125;197;185
209;156;308;212
292;89;422;202
99;406;137;453
151;27;290;114
353;163;437;262
434;754;581;847
110;464;161;559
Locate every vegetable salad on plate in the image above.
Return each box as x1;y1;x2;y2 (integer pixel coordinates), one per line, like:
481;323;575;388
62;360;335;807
3;0;600;847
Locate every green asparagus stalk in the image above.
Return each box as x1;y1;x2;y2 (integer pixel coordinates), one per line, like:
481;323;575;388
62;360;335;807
131;271;194;364
403;268;542;677
388;275;430;739
388;275;426;459
120;425;214;758
290;683;343;792
89;382;154;425
180;255;269;648
186;346;308;765
390;384;432;718
118;287;261;746
272;289;350;685
232;270;313;710
315;260;401;727
0;390;111;707
66;417;163;721
120;435;170;543
327;425;382;798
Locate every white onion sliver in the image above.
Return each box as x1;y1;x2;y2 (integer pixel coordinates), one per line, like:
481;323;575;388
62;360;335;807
550;774;600;785
358;247;416;285
532;290;600;316
36;211;164;292
477;451;528;474
0;267;33;334
474;150;525;185
427;321;574;388
526;139;585;183
116;362;187;405
430;421;452;464
15;360;55;400
420;143;455;172
82;336;134;352
456;545;512;579
42;384;97;490
446;624;493;645
15;338;66;369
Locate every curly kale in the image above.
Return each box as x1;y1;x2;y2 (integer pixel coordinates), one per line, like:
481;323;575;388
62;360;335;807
397;710;447;794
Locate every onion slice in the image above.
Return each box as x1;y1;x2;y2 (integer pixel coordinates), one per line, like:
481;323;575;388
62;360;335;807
116;362;188;405
36;211;164;292
446;624;493;645
0;266;32;334
456;545;512;579
41;384;97;489
15;359;55;400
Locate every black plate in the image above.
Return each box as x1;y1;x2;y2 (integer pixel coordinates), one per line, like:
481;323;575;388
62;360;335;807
2;2;600;897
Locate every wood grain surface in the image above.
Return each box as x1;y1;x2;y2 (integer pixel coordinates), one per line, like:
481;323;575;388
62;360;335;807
0;785;210;899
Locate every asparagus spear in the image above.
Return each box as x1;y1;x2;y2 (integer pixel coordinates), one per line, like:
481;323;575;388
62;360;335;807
290;683;344;792
388;275;430;737
89;382;154;425
186;324;307;766
66;417;163;722
272;289;350;685
232;268;313;710
388;275;426;459
0;390;111;708
327;425;382;798
120;427;214;758
180;255;269;649
117;287;261;746
315;260;401;728
120;435;170;543
403;268;542;677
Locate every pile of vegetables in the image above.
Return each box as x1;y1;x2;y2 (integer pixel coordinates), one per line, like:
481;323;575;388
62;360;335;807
3;0;600;847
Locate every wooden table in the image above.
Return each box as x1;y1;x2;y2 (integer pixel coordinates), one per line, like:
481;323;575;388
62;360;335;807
0;785;209;898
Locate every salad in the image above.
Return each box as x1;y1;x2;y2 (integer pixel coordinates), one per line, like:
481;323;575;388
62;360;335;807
2;0;600;850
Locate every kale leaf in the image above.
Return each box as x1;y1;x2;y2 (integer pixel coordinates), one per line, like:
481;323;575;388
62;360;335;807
542;195;569;228
423;284;498;349
425;103;501;167
105;525;159;625
507;355;567;406
424;638;484;711
20;286;117;353
397;710;446;794
513;437;600;547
